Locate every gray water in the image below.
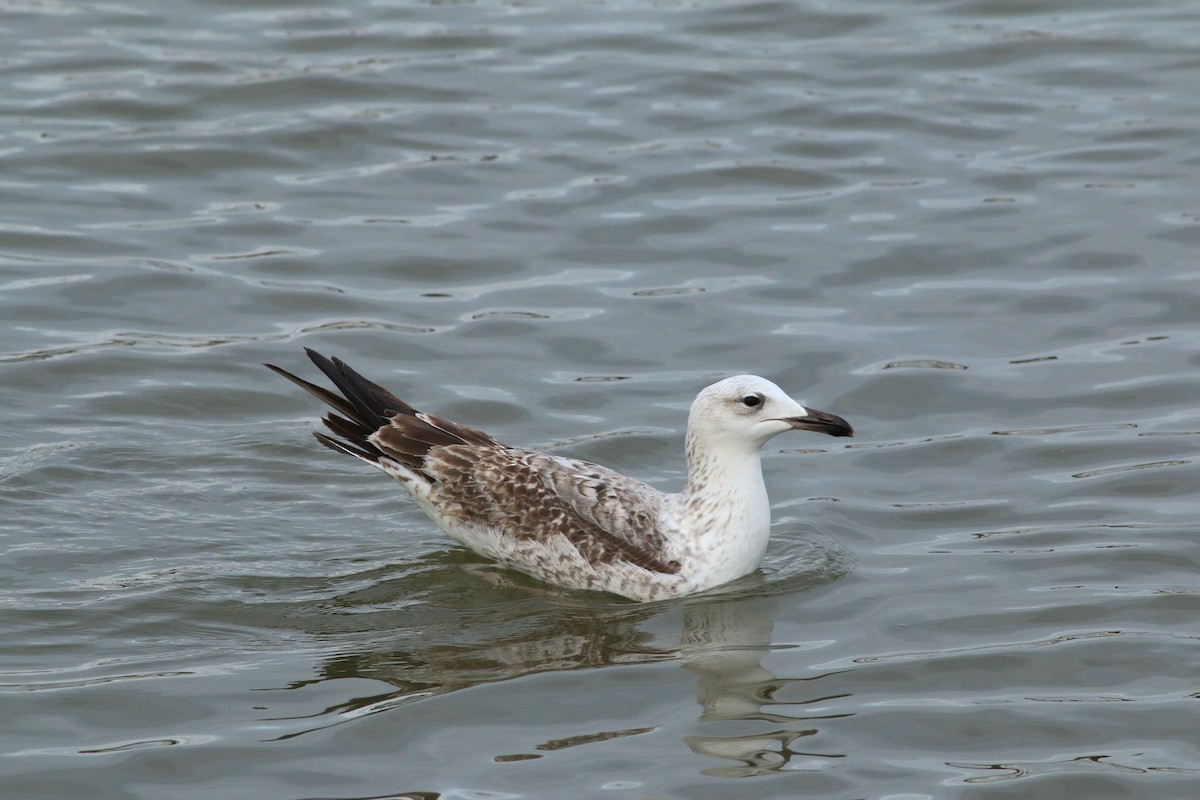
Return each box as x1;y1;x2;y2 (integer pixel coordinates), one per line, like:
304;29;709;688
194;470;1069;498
3;1;1199;798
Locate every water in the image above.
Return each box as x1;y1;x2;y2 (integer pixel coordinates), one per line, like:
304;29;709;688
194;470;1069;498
3;1;1198;797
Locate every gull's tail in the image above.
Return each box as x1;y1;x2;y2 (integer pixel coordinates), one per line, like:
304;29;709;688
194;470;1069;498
266;348;500;475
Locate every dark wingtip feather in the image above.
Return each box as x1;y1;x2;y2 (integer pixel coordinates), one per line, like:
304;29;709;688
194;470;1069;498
302;348;417;422
312;430;377;461
272;349;502;472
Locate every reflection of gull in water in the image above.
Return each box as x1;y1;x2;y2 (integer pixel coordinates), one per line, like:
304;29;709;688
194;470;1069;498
268;349;852;601
680;597;849;777
265;564;853;776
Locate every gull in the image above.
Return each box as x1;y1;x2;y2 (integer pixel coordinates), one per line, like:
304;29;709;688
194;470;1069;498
267;349;853;602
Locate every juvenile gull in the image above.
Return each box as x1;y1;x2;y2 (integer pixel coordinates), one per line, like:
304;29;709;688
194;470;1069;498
267;349;853;602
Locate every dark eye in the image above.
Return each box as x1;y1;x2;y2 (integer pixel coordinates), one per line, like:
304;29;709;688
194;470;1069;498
742;394;762;408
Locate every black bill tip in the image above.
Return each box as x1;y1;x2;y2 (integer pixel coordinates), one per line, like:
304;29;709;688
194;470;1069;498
785;408;854;438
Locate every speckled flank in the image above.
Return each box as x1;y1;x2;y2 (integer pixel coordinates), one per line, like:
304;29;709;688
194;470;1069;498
267;350;853;602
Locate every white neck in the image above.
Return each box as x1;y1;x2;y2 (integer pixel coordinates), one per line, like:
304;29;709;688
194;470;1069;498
675;429;773;588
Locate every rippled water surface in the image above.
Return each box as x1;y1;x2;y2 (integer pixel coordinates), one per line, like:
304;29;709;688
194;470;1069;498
4;1;1199;798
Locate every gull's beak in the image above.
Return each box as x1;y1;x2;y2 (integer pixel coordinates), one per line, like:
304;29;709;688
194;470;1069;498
781;407;854;438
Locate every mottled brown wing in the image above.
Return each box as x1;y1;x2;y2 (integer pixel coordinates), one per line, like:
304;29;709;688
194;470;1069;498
426;445;681;575
371;411;501;471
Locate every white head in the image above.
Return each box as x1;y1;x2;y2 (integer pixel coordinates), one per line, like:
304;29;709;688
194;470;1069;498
687;375;853;454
